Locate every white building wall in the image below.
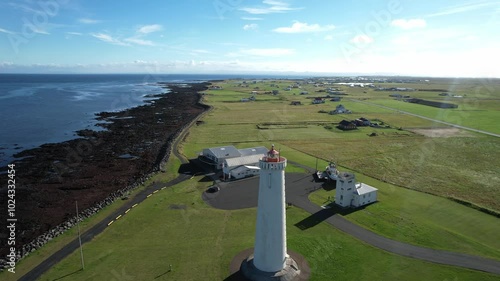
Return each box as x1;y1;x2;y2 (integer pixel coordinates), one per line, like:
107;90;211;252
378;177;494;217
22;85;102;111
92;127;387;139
253;159;287;272
335;174;355;207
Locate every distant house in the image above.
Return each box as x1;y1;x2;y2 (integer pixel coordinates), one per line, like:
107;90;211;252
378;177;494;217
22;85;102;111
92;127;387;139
272;90;279;95
312;97;325;104
290;101;302;105
300;91;309;95
338;120;357;130
330;104;351;114
330;97;341;102
209;85;223;90
335;172;378;208
355;117;371;126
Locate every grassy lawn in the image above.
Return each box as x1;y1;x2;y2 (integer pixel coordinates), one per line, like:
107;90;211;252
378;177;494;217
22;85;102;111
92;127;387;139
308;175;500;260
38;177;499;281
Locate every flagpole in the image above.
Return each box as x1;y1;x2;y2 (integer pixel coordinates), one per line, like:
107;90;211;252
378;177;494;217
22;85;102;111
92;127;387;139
76;201;85;270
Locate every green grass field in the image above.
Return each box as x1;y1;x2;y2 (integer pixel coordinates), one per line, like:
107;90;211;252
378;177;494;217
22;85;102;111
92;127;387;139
38;177;499;281
5;78;500;281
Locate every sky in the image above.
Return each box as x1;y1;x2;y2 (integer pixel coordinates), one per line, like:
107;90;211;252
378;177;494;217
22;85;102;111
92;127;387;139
0;0;499;77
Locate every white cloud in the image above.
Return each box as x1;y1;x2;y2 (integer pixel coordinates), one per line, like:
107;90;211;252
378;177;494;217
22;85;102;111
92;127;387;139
324;35;333;41
243;23;258;30
137;24;163;34
240;0;302;14
66;32;82;36
391;19;427;29
391;36;411;45
239;48;295;57
124;37;154;46
273;21;335;33
0;27;15;34
79;18;101;24
427;2;497;17
91;33;129;46
31;27;50;35
350;34;374;44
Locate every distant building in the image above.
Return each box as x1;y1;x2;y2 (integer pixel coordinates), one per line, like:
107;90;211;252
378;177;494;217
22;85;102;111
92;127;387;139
355;117;371;126
338;120;357;130
290;101;302;105
335;172;378;208
330;104;351;114
312;97;325;104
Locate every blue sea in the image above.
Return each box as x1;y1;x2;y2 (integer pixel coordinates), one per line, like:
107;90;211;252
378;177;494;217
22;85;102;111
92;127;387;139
0;73;304;166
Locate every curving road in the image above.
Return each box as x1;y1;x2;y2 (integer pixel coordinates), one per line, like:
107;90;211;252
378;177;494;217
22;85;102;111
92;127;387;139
204;170;500;275
349;98;500;138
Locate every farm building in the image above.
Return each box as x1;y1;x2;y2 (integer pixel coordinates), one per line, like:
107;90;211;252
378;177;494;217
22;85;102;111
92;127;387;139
338;120;357;130
404;98;458;108
312;97;325;104
335;172;378;208
355;117;371;126
330;104;351;114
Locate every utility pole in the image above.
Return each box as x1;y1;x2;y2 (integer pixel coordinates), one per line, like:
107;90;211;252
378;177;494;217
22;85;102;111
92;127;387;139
76;201;85;270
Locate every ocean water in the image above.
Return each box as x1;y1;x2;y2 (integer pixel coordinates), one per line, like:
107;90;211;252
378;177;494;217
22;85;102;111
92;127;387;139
0;73;302;166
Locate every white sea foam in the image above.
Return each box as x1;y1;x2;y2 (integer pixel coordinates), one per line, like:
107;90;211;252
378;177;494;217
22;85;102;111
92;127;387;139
0;87;37;100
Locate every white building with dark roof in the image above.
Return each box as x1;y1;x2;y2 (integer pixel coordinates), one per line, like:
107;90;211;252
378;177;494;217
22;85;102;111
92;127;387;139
335;172;377;208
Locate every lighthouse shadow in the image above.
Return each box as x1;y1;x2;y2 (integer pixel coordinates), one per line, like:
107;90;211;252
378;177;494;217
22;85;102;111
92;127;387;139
294;205;362;230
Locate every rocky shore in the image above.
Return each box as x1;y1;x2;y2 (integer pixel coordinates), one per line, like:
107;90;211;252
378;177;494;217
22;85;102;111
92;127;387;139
0;82;210;263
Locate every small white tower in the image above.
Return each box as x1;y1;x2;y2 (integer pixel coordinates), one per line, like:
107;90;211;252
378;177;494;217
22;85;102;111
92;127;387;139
335;172;356;207
241;145;301;280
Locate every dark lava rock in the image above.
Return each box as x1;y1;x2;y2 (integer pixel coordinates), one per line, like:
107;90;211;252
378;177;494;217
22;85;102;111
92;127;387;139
0;82;211;258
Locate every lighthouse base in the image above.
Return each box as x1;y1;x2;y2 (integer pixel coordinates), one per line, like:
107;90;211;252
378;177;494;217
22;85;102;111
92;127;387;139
229;248;310;281
240;254;300;281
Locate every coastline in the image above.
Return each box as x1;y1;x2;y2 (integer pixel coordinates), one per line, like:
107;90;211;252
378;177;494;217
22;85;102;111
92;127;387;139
0;82;211;259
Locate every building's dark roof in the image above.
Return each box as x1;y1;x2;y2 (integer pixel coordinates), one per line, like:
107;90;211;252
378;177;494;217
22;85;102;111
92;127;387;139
339;120;355;126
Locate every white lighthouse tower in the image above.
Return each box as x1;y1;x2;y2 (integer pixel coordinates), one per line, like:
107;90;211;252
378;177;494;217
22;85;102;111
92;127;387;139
241;145;301;280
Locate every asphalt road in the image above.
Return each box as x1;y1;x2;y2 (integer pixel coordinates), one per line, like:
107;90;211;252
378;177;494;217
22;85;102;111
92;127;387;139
204;173;500;275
